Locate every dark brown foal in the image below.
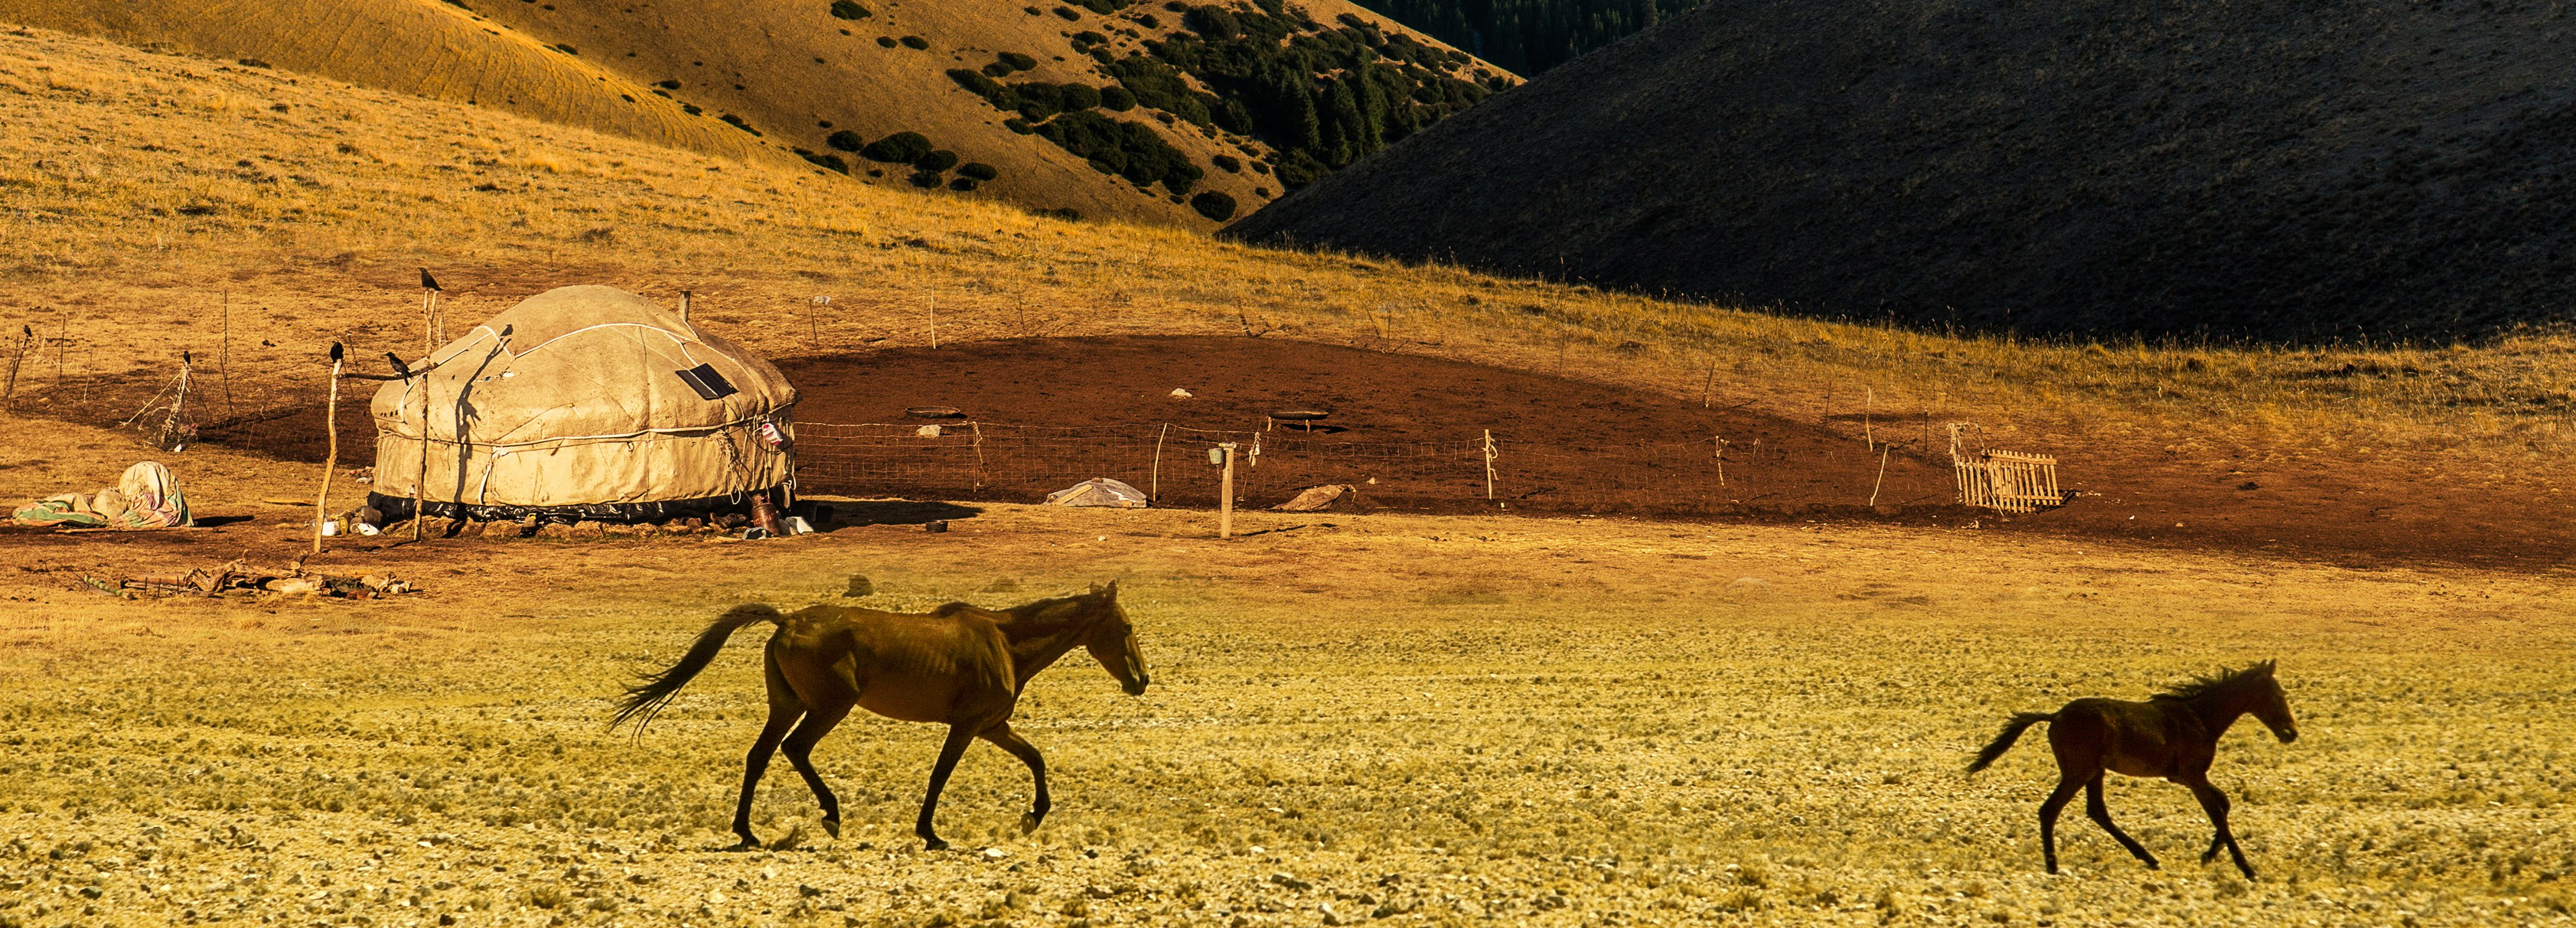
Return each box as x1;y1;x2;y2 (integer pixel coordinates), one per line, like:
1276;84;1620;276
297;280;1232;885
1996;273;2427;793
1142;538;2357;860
1968;660;2297;878
613;582;1149;850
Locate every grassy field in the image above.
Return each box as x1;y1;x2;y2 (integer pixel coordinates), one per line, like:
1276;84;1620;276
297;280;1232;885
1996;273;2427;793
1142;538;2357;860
5;22;2576;928
2;429;2574;926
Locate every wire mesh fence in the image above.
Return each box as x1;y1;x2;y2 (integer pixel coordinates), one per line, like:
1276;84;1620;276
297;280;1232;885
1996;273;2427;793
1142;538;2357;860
792;422;1952;516
8;360;1963;518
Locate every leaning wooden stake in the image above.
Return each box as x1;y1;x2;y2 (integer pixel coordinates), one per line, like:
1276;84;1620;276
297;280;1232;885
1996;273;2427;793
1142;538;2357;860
1482;429;1498;502
1149;423;1169;501
1700;356;1717;409
1;324;30;410
1714;435;1728;485
1869;444;1891;506
314;344;344;555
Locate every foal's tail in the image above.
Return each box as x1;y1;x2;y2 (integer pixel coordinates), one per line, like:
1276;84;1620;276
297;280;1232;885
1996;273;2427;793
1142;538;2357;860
611;604;783;734
1966;711;2059;774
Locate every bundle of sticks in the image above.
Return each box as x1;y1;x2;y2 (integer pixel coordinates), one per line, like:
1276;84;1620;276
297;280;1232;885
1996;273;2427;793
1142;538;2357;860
82;558;413;599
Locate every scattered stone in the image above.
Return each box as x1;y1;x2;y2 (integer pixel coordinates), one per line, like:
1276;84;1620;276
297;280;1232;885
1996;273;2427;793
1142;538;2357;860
843;575;874;598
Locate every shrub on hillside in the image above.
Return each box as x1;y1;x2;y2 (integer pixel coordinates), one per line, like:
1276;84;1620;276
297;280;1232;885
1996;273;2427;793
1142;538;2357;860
999;51;1039;71
876;36;898;47
1012;83;1065;120
1035;111;1204;194
1189;190;1237;220
829;0;871;19
1100;86;1137;111
719;113;761;135
899;35;930;49
861;132;934;164
915;149;960;173
1076;0;1130;12
826;130;868;151
1184;5;1239;38
948;69;1005;97
1053;6;1080;19
908;171;943;188
794;148;850;174
950;177;980;191
959;162;999;181
1003;118;1035;134
1211;153;1240;172
1136;13;1159;28
1061;83;1103;111
1275;148;1324;187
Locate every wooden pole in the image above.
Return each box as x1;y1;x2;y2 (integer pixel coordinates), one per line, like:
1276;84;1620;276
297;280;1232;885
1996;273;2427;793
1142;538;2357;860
220;291;233;417
1864;387;1875;450
1869;444;1891;506
1700;355;1717;409
1714;436;1727;485
1149;423;1169;501
415;288;432;541
1482;429;1497;502
164;352;192;449
1217;441;1237;539
315;345;343;555
1;324;28;410
928;282;938;349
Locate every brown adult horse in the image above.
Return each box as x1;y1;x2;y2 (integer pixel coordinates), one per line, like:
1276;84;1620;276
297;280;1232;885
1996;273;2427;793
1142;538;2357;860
611;582;1149;850
1967;660;2297;879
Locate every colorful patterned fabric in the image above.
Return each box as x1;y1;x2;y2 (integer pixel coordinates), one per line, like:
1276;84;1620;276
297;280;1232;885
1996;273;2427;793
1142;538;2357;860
8;461;191;529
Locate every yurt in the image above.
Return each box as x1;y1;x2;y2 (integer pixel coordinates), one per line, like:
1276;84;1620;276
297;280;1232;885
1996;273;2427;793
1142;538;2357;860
367;285;797;522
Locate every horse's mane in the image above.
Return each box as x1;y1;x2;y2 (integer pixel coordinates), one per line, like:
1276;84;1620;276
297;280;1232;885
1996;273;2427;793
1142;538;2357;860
2153;663;2272;702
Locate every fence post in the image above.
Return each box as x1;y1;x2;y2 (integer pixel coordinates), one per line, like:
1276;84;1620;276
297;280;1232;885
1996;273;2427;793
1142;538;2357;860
1218;442;1238;539
1;325;28;410
1482;429;1497;502
1714;435;1727;485
1149;423;1169;501
315;344;343;555
1869;444;1890;506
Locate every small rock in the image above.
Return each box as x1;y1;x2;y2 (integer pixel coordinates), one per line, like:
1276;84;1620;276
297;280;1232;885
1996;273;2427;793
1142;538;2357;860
981;847;1008;859
843;575;873;598
924;520;948;533
1169;387;1193;399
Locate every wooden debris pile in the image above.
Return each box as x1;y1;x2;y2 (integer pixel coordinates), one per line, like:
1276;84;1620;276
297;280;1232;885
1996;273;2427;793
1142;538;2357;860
81;558;413;600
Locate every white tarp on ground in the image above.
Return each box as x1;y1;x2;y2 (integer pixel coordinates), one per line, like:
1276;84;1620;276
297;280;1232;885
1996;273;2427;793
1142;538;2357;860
1045;477;1150;508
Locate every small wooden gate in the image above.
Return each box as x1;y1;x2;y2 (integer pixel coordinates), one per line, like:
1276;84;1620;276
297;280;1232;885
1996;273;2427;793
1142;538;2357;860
1949;424;2064;513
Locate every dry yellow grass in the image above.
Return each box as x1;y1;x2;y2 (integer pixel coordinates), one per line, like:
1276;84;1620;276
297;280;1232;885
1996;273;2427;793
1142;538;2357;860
2;21;2568;492
1;0;1502;229
2;421;2574;926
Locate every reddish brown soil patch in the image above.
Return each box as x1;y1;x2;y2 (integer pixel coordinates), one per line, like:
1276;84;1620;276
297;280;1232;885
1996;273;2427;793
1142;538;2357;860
778;336;1961;519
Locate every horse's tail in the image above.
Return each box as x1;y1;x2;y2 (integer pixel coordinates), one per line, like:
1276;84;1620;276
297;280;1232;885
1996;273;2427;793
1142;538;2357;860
611;604;783;734
1966;711;2059;774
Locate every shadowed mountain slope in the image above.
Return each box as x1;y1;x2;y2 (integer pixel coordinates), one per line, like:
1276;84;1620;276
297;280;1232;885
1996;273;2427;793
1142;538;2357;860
1228;0;2576;340
5;0;1511;229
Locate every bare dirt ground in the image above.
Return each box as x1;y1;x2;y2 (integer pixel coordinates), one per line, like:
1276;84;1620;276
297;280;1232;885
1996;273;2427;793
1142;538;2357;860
4;418;2576;927
21;332;2568;572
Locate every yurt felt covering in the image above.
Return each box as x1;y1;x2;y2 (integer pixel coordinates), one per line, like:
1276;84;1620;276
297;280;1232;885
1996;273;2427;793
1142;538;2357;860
369;285;796;519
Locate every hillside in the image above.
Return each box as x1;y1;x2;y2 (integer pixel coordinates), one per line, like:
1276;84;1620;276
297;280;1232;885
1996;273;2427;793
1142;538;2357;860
4;24;2576;568
2;0;1513;228
1229;0;2576;340
1349;0;1702;74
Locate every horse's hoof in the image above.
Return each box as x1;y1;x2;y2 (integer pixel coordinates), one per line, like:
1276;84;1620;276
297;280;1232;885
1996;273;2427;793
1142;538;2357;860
1019;812;1043;835
922;837;949;851
2142;859;2162;871
822;818;841;839
727;838;760;852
